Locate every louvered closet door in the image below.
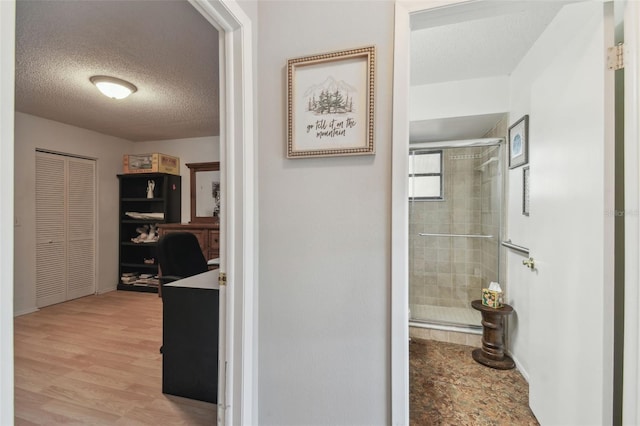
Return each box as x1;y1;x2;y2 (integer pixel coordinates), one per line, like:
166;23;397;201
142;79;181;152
36;152;96;307
66;158;96;300
36;153;67;307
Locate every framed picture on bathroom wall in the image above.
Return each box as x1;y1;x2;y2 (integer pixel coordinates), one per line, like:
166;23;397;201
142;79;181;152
286;46;376;158
508;115;529;169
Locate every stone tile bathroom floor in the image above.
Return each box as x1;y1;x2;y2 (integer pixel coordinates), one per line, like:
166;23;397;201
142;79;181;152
410;338;540;425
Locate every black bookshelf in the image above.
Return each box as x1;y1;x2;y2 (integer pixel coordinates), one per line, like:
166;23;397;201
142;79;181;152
117;173;181;293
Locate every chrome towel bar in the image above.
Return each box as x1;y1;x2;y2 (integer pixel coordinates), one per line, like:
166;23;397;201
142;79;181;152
501;240;530;256
419;233;493;239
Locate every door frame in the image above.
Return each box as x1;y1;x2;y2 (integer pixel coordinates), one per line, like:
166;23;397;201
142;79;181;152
392;3;473;423
0;0;15;423
392;3;467;422
187;2;256;425
624;1;640;424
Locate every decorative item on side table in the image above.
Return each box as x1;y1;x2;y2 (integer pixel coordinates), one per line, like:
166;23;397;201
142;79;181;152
508;115;529;169
482;281;503;308
287;46;376;158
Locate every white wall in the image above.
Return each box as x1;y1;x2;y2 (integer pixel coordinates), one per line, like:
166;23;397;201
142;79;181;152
257;1;394;424
132;136;219;222
13;113;132;314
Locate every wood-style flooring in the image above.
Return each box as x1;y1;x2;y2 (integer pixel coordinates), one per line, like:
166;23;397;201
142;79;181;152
14;291;216;425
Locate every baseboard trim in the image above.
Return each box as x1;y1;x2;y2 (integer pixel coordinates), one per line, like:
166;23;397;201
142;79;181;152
14;307;38;317
409;320;482;335
508;351;529;382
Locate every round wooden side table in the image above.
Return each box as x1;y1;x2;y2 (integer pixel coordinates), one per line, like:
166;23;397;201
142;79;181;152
471;299;515;370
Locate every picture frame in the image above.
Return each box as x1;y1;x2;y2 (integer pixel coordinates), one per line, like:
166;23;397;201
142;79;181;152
287;46;375;158
523;166;530;216
508;115;529;169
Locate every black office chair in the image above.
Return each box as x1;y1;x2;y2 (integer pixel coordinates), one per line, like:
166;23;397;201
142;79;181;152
156;232;208;354
156;232;208;286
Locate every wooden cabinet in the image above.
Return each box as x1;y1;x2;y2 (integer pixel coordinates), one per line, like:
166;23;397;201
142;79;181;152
117;173;181;293
158;223;220;263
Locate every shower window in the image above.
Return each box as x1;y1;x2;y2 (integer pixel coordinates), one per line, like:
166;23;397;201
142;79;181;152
409;150;443;200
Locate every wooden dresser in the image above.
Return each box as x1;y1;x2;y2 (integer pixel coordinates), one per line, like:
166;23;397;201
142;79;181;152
158;223;220;262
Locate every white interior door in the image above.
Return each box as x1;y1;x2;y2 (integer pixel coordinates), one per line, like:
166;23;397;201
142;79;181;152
527;2;615;424
36;152;96;307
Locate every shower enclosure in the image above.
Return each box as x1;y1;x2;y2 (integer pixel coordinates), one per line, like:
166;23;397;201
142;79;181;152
409;139;503;328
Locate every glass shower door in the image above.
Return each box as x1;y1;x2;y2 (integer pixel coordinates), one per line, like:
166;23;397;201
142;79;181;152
409;142;502;328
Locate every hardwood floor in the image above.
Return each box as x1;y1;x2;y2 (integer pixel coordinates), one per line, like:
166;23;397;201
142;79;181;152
14;291;216;425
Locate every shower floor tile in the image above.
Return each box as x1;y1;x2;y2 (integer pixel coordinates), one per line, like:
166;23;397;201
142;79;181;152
410;304;481;327
410;338;539;425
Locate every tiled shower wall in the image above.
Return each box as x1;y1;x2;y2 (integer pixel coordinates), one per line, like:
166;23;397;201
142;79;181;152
410;146;484;310
409;116;506;318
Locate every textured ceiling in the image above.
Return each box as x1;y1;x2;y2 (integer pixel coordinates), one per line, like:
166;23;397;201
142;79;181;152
409;2;563;142
15;0;219;142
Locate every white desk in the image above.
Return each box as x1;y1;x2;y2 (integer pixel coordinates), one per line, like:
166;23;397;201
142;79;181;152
163;269;219;290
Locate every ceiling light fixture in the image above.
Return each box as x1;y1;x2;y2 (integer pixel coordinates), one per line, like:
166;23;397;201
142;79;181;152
90;75;137;100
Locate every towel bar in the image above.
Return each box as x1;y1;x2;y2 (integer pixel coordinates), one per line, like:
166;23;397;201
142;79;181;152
501;240;529;256
419;233;493;239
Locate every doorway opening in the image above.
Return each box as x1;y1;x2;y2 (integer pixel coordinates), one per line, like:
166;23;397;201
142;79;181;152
7;0;256;424
395;1;620;424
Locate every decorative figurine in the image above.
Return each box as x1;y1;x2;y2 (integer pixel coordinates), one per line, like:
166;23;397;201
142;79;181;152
147;180;155;198
131;225;149;243
146;224;157;242
130;224;159;243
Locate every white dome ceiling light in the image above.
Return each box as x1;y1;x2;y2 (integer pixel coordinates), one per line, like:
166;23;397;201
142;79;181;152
90;75;137;100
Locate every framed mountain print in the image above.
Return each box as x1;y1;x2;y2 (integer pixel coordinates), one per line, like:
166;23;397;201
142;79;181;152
287;46;375;158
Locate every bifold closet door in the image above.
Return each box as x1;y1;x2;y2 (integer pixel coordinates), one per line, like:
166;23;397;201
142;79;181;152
36;152;96;307
36;153;66;307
